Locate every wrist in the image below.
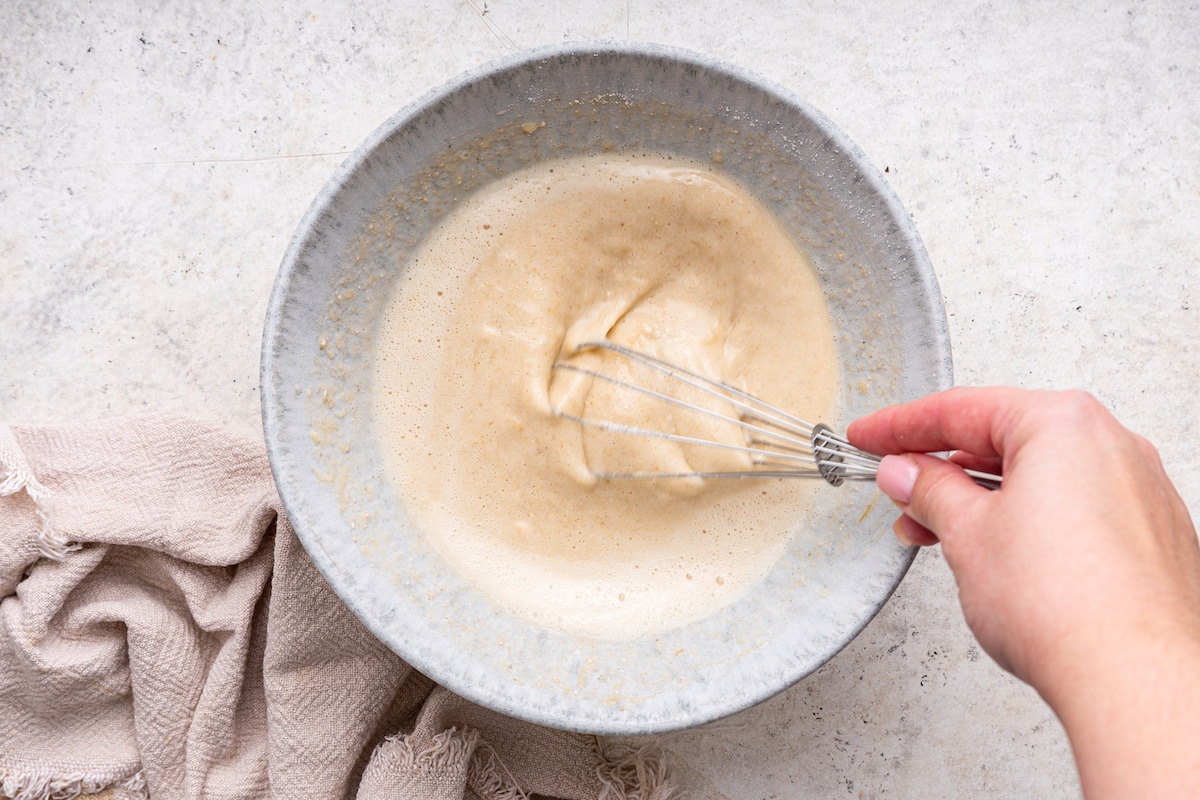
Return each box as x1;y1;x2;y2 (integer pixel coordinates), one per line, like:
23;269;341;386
1037;625;1200;799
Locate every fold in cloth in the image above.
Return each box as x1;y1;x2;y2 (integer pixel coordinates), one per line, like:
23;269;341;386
0;415;674;800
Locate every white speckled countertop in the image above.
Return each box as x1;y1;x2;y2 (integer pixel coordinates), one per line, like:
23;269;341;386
3;3;1198;797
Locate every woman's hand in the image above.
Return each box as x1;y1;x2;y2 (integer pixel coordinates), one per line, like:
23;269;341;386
848;388;1200;799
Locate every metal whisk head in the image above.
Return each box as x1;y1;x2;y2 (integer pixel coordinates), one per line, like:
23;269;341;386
551;341;876;486
551;341;1001;489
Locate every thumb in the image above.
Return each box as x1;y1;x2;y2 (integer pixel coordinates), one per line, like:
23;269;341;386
876;454;990;542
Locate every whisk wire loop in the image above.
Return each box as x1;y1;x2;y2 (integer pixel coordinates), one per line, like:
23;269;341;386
551;341;1001;489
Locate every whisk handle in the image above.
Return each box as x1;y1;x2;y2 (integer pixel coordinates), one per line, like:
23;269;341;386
962;469;1003;491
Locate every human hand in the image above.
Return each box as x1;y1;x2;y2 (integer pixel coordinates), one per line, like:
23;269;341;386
848;388;1200;798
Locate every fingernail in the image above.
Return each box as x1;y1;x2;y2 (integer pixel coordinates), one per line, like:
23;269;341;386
877;455;919;504
893;516;914;547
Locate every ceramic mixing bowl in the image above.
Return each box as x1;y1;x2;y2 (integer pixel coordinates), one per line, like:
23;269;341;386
261;43;951;734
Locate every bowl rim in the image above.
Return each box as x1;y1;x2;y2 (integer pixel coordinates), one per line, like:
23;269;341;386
261;40;950;734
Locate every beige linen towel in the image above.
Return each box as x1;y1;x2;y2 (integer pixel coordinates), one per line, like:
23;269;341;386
0;415;673;800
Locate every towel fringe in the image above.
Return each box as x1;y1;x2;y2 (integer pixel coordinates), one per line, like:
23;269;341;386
371;728;531;799
375;727;479;773
0;766;146;800
466;740;528;800
0;439;78;561
596;743;676;800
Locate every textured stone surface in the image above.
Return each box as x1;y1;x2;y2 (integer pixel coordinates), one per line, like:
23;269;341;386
3;2;1198;797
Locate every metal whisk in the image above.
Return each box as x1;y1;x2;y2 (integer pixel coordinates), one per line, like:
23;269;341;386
551;341;1001;490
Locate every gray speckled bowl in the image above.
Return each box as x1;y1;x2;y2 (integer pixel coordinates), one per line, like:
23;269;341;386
261;43;951;735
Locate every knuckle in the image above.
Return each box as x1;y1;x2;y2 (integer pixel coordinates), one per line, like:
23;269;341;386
1036;389;1113;436
1131;432;1164;467
1055;389;1103;419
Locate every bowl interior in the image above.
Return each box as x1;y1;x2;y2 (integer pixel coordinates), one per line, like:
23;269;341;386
262;44;951;735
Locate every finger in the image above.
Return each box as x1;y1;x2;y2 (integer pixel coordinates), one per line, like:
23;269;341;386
876;454;920;503
877;453;993;543
847;386;1028;457
894;514;939;547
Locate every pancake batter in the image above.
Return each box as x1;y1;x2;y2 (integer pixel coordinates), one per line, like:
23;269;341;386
373;154;838;637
